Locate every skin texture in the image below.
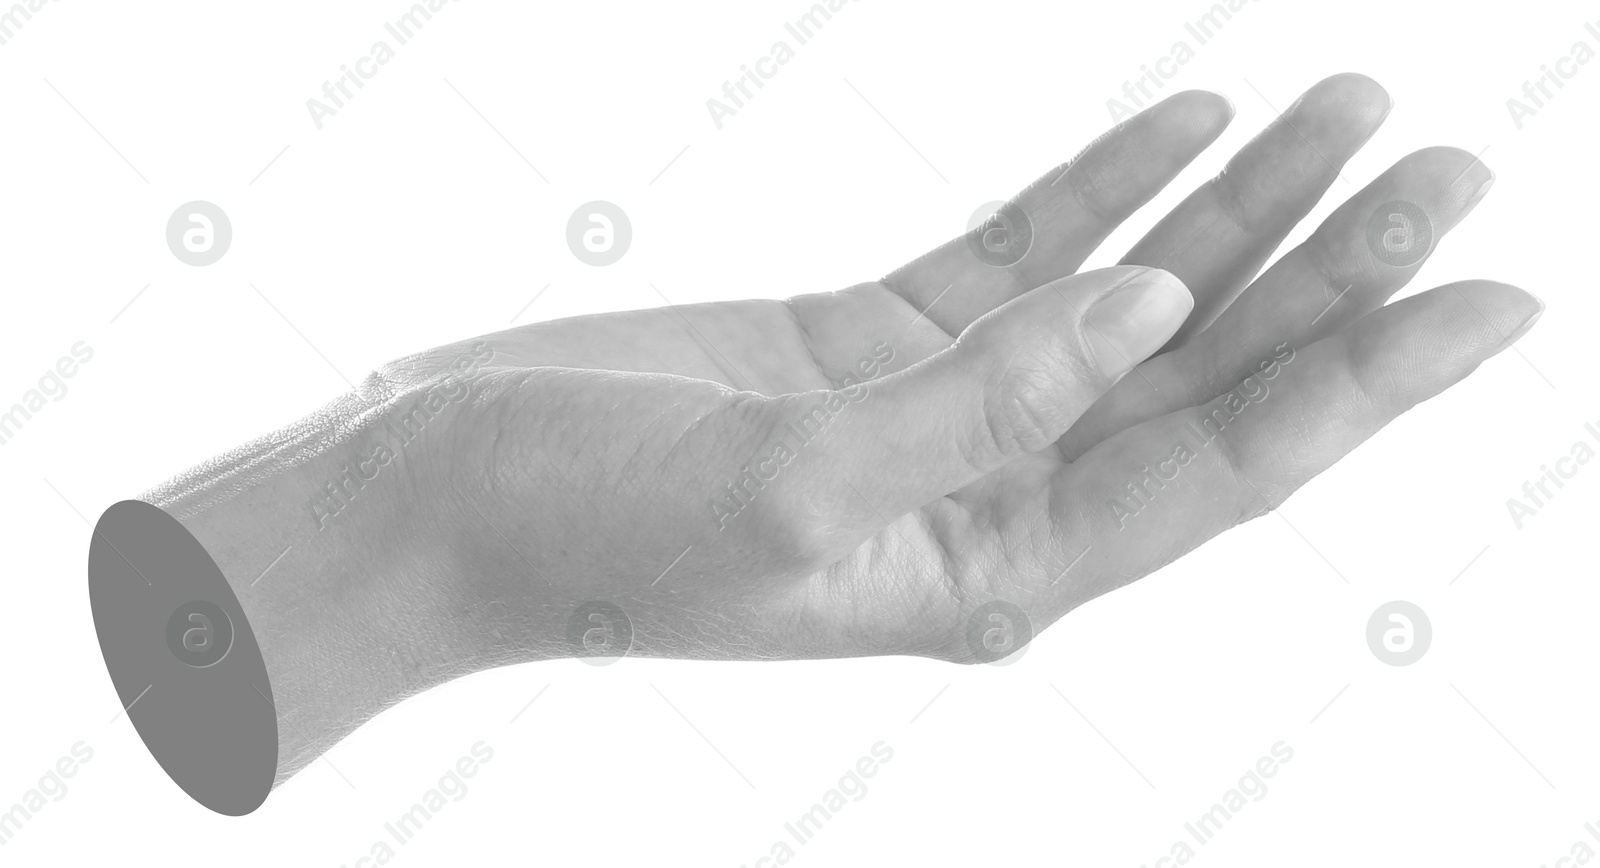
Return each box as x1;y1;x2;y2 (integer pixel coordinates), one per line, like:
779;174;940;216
142;74;1538;784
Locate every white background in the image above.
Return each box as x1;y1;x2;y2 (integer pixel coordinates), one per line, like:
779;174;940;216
2;0;1597;864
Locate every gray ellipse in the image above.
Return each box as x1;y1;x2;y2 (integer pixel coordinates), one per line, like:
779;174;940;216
964;600;1033;664
565;600;633;665
1365;600;1432;667
165;200;232;266
165;600;233;668
1365;200;1433;268
965;200;1033;267
565;201;631;266
88;500;277;815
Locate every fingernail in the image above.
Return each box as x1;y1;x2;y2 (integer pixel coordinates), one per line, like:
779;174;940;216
1084;269;1194;377
1216;91;1236;119
1505;297;1544;345
1463;171;1495;212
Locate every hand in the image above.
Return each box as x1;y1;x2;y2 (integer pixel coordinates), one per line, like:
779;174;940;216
143;73;1535;782
414;71;1525;656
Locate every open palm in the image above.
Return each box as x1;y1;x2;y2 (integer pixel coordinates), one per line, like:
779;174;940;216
404;74;1531;664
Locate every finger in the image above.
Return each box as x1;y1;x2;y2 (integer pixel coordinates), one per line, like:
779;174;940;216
1059;146;1495;461
1122;73;1392;351
1035;280;1540;617
875;91;1231;336
732;267;1192;561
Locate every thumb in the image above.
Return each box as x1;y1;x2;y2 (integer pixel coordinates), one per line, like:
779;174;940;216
766;265;1191;550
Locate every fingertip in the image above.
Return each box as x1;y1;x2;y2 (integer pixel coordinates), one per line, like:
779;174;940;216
1488;281;1543;342
1152;89;1235;140
1082;268;1194;376
1439;280;1544;348
1307;72;1393;116
1084;265;1193;305
1509;301;1545;344
1370;146;1495;227
1406;145;1494;188
1450;278;1538;310
1218;90;1237;120
1288;73;1393;149
1138;266;1195;307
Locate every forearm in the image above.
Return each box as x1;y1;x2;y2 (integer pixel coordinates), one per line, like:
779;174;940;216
123;375;541;788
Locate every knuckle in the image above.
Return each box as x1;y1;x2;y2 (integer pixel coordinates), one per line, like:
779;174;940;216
1307;224;1383;294
1211;172;1270;237
1054;149;1123;227
974;360;1066;467
1207;413;1279;525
